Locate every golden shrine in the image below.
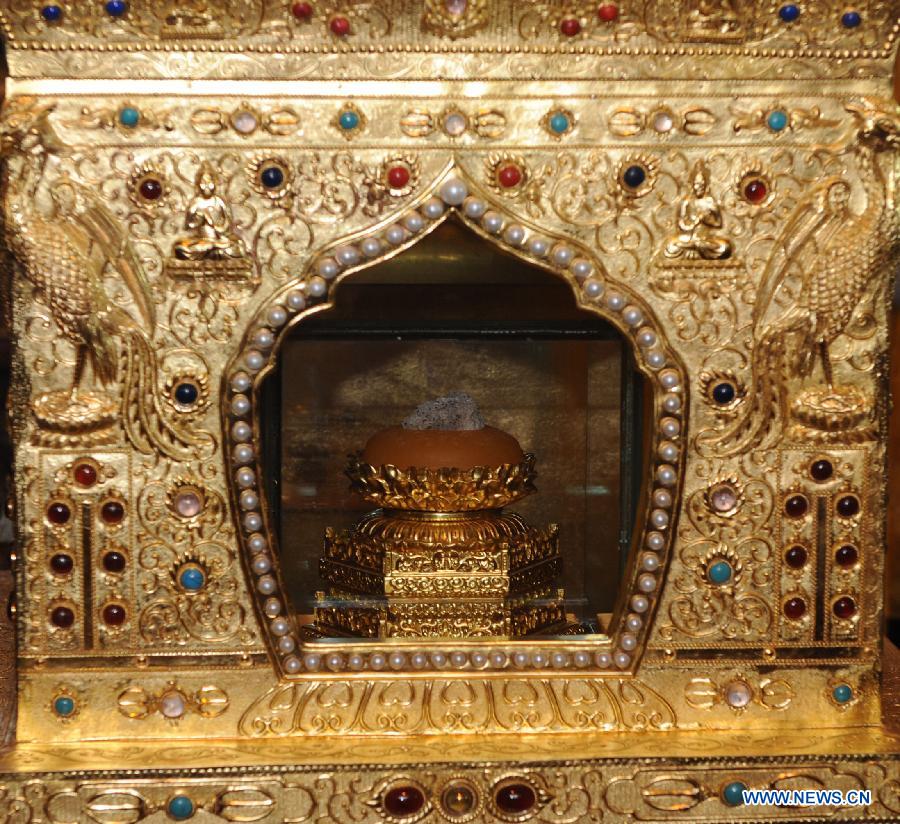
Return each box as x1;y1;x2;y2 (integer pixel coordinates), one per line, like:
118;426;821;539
0;0;898;821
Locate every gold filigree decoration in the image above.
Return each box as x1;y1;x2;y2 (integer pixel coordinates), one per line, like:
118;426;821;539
117;681;229;720
732;104;842;134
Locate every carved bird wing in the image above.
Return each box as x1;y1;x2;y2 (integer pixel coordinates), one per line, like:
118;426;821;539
752;175;850;334
69;185;156;333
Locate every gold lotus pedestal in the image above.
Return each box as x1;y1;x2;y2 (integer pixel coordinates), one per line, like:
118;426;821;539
315;455;567;638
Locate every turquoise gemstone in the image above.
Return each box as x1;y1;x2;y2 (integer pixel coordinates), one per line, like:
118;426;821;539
179;566;205;592
722;781;747;806
549;112;570;134
767;110;788;131
708;560;732;585
119;107;140;128
339;110;360;130
833;684;852;704
53;695;75;717
168;795;194;820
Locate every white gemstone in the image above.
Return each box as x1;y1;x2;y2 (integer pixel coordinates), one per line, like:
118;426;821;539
404;212;425;232
440;178;468;205
615;651;631;669
233;111;259;134
334;246;359;267
232;421;251;442
482;211;504;234
252;555;271;575
584;278;604;299
620;633;637;651
631;595;649;613
574;651;591;667
622;305;643;326
174;491;202;518
663;393;682;413
248;534;267;553
303;654;321;671
646;531;665;551
361;237;382;258
239;490;259;511
443;111;467;136
657;465;677;486
233;444;254;465
284;656;302;674
551;244;574;266
348;653;365;670
725;680;753;708
642;552;660;572
160;691;186;719
236;468;255;489
660;417;680;438
711;485;738;512
647;350;666;369
596;652;613;667
651;509;669;529
278;635;295;653
626;613;643;632
422;198;445;219
489;651;508;668
410;652;428;669
658;443;679;464
369;653;387;670
244;350;265;372
512;651;529;668
307;276;327;297
430;652;447;667
638;573;658;592
267;306;287;327
660;369;679;389
286;289;306;311
264;598;281;617
243;513;262;532
637;328;657;348
551;652;568;668
653;111;674;133
572;259;593;279
446;0;467;14
450;651;467;668
385;224;406;245
503;224;526;246
606;292;625;311
231;372;251;393
470;651;487;667
271;618;289;636
463;197;486;218
389;652;406;669
257;575;276;595
231;395;250;416
653;488;672;508
528;236;550;257
532;652;548;667
327;653;344;671
318;257;341;278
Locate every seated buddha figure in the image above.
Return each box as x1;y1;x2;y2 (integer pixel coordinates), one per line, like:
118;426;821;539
664;160;733;261
173;162;246;261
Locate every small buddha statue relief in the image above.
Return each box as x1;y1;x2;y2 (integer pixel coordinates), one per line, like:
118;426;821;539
173;162;247;262
664;160;733;261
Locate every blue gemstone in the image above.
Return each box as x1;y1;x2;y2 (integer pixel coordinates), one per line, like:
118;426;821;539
549;112;570;134
767;110;789;131
179;565;205;592
41;5;62;22
54;695;75;717
106;0;127;16
168;796;195;820
174;382;199;406
708;561;733;585
722;781;747;807
841;11;861;28
260;166;285;189
778;4;800;22
338;110;360;130
119;107;140;128
712;382;736;404
833;684;853;704
622;165;646;189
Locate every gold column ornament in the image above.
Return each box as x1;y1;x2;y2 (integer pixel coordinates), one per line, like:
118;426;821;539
0;1;898;822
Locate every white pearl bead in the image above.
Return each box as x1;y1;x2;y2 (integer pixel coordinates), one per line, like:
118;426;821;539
327;653;344;671
318;257;341;278
450;651;467;668
271;618;290;636
267;306;287;327
595;652;613;667
528;236;550;256
253;328;274;349
252;555;271;575
659;369;679;390
658;441;679;463
647;531;665;551
503;224;526;246
660;417;681;438
244;350;265;372
430;652;447;668
403;212;425;232
489;651;508;668
620;633;637;651
642;552;660;572
463;197;487;219
422;198;445;219
470;651;487;668
257;575;276;595
512;651;529;668
243;513;262;532
651;509;669;529
551;244;574;266
726;680;753;708
440;178;468;205
232;422;252;442
657;465;677;486
233;444;254;465
307;276;327;297
231;372;251;393
653;111;674;133
389;652;406;670
482;211;504;234
231;395;251;416
369;653;387;670
264;597;280;617
638;573;658;592
385;224;406;245
646;350;666;369
284;656;302;674
303;654;321;672
584;278;604;298
631;595;649;613
348;653;365;670
248;534;267;553
278;635;295;653
637;328;657;348
623;306;643;327
606;292;625;311
532;651;548;668
160;691;186;719
334;246;359;267
239;490;259;511
360;237;382;258
571;259;593;279
626;613;643;632
574;651;591;667
653;488;672;508
663;393;682;413
286;289;306;311
614;651;631;669
410;652;428;669
551;652;569;668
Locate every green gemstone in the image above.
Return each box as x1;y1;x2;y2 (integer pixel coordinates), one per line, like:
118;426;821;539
708;560;732;584
833;684;852;704
549;112;570;134
339;110;360;130
167;795;194;820
53;695;75;717
722;781;747;806
767;110;788;131
119;107;140;128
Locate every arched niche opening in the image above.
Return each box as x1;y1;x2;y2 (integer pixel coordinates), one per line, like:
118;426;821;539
257;217;652;639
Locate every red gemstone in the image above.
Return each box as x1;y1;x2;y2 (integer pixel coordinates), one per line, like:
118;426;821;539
139;178;162;200
292;2;313;19
496;783;536;814
47;502;71;525
498;164;523;188
560;17;581;36
836;495;860;518
784;545;807;569
100;500;125;525
784;494;808;518
383;786;425;817
102;603;127;626
835;544;859;568
598;4;618;21
783;597;806;620
74;462;97;487
330;15;350;35
387;165;411;189
103;551;127;574
810;459;833;482
50;553;74;575
51;605;75;628
744;179;767;203
833;596;857;620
